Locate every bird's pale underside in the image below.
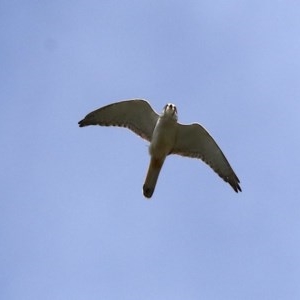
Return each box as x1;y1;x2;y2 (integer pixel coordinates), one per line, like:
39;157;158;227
78;99;242;198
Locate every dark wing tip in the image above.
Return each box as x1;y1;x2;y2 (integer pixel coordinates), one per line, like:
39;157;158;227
78;119;86;127
232;183;242;193
78;114;96;127
228;177;242;193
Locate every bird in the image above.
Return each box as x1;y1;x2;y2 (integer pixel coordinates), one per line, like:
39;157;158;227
78;99;241;198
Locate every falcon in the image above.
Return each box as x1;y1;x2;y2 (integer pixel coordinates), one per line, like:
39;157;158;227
78;99;241;198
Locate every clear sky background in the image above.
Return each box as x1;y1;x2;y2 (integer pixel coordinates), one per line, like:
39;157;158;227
1;1;300;299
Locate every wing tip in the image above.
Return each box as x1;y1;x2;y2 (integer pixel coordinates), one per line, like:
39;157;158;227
230;178;242;193
233;184;242;193
78;119;87;127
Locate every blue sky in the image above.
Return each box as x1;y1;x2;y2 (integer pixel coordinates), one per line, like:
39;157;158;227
1;1;300;299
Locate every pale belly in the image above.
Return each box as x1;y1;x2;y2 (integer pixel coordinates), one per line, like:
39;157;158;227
149;117;178;158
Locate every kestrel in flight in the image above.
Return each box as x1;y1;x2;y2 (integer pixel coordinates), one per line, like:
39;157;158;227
78;99;241;198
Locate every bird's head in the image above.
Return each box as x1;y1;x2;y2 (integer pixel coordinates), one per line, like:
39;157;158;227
163;103;178;120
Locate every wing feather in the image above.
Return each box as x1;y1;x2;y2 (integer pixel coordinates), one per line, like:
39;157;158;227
172;123;241;192
78;99;159;141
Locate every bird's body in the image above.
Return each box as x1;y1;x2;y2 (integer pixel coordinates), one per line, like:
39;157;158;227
143;104;178;197
79;99;241;198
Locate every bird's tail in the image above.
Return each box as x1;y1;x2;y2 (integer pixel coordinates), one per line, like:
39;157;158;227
143;157;165;198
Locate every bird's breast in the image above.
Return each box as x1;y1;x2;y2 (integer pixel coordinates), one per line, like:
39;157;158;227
149;117;178;158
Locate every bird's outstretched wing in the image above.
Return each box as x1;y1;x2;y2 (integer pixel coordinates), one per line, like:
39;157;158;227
171;123;241;192
78;99;159;141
